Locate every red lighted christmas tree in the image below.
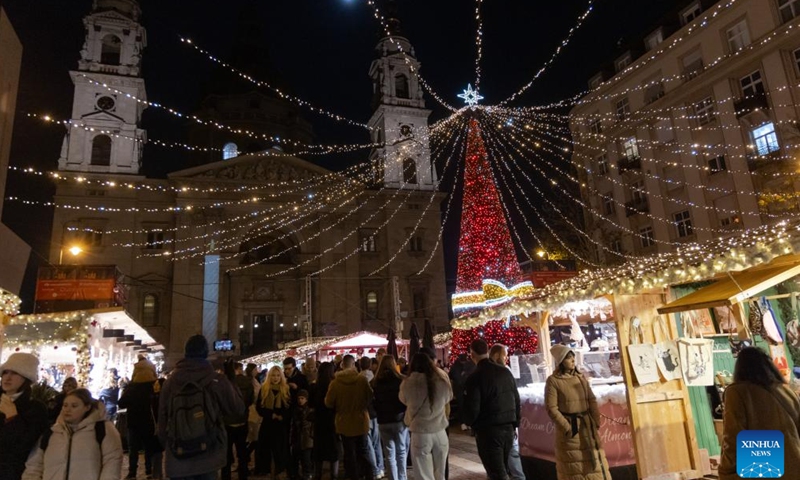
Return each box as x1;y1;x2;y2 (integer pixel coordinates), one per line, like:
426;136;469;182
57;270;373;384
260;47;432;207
450;118;537;360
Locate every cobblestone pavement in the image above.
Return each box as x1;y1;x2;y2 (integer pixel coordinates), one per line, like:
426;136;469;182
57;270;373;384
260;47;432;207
122;429;487;480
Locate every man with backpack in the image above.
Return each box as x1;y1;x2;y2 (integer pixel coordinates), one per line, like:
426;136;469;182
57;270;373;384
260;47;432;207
158;335;245;480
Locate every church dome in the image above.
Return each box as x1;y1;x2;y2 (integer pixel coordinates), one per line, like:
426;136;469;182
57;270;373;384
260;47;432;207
92;0;141;20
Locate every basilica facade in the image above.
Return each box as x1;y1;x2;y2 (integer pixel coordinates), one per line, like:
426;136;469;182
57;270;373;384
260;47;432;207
48;0;448;360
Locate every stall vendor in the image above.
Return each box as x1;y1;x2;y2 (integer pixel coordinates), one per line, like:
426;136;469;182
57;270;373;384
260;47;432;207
545;345;610;480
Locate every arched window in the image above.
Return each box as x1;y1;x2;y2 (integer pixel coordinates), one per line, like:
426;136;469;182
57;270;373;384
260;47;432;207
91;135;112;166
142;293;158;326
100;34;122;65
366;291;378;319
223;142;239;160
395;74;410;99
403;158;417;184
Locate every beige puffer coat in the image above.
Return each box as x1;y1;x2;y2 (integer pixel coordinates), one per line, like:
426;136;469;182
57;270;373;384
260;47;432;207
544;371;610;480
21;406;122;480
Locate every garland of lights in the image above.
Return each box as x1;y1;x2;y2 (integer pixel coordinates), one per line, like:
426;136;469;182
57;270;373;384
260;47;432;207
0;288;21;317
450;320;538;363
473;0;485;92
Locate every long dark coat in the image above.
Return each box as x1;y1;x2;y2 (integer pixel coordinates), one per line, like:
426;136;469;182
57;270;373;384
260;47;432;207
311;381;338;462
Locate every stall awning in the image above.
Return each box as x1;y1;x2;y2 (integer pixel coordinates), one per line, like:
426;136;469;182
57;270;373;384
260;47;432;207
657;254;800;314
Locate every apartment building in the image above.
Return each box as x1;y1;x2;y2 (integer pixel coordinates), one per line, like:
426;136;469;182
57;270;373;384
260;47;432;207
570;0;800;262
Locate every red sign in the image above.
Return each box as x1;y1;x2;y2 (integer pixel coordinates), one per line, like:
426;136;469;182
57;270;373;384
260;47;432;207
518;400;635;467
530;271;578;288
35;279;115;301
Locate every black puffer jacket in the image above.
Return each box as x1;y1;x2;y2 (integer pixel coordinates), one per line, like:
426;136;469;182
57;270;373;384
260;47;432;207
372;375;406;424
118;381;158;434
0;388;49;480
461;358;520;430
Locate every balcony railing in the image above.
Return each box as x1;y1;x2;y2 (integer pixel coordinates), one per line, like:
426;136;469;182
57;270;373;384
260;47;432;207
625;198;650;217
617;155;642;173
734;92;770;118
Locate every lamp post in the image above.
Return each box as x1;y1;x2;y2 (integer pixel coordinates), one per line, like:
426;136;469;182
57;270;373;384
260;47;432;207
58;245;83;264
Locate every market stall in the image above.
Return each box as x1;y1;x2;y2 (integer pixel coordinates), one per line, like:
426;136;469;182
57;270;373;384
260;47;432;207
1;307;163;395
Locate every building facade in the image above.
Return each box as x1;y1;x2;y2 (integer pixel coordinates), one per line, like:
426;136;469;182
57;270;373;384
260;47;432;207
49;0;449;360
570;0;800;262
0;7;31;295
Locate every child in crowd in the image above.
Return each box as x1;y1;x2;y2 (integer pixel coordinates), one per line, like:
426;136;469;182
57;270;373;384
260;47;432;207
289;389;315;480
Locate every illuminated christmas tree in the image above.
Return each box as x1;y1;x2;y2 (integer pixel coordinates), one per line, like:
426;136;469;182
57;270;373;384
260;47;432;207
450;116;537;360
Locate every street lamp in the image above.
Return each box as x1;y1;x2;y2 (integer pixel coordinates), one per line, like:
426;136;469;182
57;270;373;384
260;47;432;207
59;245;83;264
536;249;547;259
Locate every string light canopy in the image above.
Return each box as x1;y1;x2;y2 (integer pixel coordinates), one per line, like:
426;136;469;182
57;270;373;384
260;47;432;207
0;288;22;317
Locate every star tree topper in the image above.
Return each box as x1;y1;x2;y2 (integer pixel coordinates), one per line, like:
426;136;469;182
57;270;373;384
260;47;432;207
458;84;484;107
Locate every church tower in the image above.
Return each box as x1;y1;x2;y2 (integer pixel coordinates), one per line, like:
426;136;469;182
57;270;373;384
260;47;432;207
367;9;436;191
58;0;147;174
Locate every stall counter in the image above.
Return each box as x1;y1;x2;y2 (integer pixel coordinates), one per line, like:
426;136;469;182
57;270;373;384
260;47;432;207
518;382;635;467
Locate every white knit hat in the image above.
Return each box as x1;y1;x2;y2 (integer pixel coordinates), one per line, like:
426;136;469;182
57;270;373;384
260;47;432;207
0;352;39;383
550;344;574;369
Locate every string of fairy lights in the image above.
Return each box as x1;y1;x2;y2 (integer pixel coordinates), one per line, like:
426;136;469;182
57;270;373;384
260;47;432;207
473;0;485;93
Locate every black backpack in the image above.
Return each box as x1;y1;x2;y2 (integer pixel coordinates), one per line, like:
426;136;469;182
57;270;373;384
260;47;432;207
167;377;222;458
40;420;106;451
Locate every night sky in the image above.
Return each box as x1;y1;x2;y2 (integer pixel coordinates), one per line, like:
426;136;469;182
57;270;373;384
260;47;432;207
2;0;675;308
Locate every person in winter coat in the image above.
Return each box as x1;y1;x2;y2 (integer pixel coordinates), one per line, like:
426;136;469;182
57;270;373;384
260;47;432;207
98;370;120;422
325;355;374;480
311;362;340;480
222;362;254;480
22;388;122;480
256;365;291;477
399;353;452;480
489;344;525;480
284;357;308;404
359;356;384;479
158;335;245;480
0;353;50;480
545;345;609;480
372;356;408;480
462;340;520;480
289;389;315;480
719;347;800;480
118;358;160;479
49;377;78;425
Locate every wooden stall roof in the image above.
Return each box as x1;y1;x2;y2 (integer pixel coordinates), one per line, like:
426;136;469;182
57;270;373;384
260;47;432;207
656;254;800;314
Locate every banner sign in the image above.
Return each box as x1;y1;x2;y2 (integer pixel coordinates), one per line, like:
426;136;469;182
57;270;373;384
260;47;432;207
518;400;635;467
35;279;115;301
530;271;578;288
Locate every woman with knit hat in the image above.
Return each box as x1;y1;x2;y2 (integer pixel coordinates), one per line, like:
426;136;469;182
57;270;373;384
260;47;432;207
118;357;161;479
544;344;609;480
0;352;49;480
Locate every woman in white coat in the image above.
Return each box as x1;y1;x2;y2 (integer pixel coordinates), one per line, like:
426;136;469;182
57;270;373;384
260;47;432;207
22;388;122;480
399;353;453;480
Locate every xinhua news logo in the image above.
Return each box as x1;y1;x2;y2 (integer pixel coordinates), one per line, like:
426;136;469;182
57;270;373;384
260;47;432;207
737;430;784;478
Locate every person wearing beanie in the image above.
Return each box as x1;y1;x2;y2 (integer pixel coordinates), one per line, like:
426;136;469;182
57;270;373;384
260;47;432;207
462;339;520;480
158;335;245;480
545;344;609;480
0;352;49;480
118;357;161;479
289;388;314;480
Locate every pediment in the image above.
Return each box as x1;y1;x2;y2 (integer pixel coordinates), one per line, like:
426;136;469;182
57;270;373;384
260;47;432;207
168;149;335;184
81;110;125;123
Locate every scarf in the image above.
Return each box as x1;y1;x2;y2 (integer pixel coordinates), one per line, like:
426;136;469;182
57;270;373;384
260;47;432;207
260;383;289;409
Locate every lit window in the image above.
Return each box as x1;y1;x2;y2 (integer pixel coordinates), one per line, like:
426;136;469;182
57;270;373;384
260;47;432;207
694;96;716;125
615;97;631;120
622;137;639;159
674;210;694;238
366;291;378;319
142;294;158;326
740;70;765;97
603;194;615;216
222;142;239;160
707;155;727;174
640;227;655;248
726;21;751;53
779;0;800;23
751;122;780;155
681;3;702;25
